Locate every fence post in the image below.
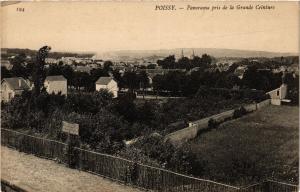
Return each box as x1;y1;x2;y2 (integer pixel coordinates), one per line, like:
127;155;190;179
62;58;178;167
67;134;80;168
78;148;82;170
262;180;270;192
130;162;139;186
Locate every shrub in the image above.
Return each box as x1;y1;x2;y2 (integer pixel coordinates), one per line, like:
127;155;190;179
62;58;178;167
208;118;218;129
233;106;247;119
168;144;201;174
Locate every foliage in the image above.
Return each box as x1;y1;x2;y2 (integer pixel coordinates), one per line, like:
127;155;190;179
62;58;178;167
122;71;139;91
121;135;203;175
63;90;113;114
157;55;176;69
157;54;212;70
1;67;12;79
103;61;113;72
152;71;187;96
233;106;247;119
10;53;28;78
147;64;156;69
208;118;218;129
32;46;51;97
113;97;138;123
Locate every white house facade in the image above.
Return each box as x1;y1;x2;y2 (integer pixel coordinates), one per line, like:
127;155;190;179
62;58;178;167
95;77;119;98
44;75;67;95
266;84;288;105
1;77;30;102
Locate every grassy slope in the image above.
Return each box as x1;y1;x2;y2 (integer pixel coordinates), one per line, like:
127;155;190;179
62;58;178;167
188;105;299;185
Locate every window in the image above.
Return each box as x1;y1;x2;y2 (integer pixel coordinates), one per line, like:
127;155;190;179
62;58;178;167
277;90;280;96
8;93;12;99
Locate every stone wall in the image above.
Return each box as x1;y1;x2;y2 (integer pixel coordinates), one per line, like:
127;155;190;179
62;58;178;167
165;99;271;145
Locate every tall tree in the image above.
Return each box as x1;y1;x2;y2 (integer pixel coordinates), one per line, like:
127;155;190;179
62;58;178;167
32;46;51;96
103;61;113;72
177;57;191;69
123;71;139;93
191;56;201;69
159;55;176;69
201;54;212;67
138;71;150;99
11;53;27;78
1;67;12;79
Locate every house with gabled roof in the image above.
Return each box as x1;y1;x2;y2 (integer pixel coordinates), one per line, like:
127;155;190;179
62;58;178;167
266;72;290;105
266;83;289;105
95;76;118;98
44;75;67;95
1;77;30;102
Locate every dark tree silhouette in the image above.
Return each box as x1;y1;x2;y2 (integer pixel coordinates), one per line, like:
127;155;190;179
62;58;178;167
10;53;28;78
32;46;51;96
177;57;191;69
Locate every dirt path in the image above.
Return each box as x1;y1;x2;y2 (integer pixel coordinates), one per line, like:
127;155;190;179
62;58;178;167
1;146;142;192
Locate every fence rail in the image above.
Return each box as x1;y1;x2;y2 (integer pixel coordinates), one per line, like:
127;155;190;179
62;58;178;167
1;128;298;192
1;128;67;164
239;180;299;192
1;179;28;192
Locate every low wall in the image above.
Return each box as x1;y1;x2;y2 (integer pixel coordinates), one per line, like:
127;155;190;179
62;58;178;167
257;99;271;109
271;99;281;106
243;103;257;112
165;99;271;145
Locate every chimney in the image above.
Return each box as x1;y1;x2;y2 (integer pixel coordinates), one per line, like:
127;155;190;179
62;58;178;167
18;78;22;87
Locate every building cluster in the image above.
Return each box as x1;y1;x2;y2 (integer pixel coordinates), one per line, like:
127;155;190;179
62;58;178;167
44;57;104;74
1;75;119;102
1;50;299;103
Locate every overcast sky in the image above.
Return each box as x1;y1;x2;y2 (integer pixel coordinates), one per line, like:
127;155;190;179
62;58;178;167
1;2;299;53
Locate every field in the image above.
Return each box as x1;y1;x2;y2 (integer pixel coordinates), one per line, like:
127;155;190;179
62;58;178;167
187;105;299;186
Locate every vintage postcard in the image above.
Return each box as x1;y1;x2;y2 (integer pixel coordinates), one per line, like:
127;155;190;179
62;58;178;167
0;1;299;192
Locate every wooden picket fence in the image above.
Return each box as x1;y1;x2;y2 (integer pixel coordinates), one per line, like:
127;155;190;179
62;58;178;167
1;179;28;192
239;180;299;192
1;128;298;192
1;128;67;164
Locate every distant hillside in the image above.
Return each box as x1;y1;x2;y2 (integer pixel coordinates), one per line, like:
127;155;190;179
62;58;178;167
2;48;297;61
97;48;297;61
1;48;95;59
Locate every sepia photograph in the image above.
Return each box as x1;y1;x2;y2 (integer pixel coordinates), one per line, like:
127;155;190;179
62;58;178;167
0;1;299;192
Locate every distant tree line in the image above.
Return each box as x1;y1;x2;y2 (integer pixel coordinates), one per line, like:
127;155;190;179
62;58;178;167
1;48;94;59
157;54;213;70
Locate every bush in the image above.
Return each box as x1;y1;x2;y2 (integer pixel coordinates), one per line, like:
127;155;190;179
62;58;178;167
168;144;201;174
208;118;218;129
287;88;299;105
233;106;247;119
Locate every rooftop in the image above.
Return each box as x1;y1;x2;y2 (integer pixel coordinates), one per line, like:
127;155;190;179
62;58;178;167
45;75;67;81
96;77;114;85
2;77;30;90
